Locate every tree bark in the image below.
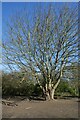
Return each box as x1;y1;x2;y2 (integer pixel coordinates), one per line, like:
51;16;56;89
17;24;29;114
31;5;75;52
51;89;55;100
51;78;61;100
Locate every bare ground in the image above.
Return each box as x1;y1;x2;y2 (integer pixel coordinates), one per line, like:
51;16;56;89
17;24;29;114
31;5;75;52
2;97;79;118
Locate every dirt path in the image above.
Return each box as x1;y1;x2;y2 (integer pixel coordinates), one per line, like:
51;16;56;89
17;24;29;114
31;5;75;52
2;98;79;118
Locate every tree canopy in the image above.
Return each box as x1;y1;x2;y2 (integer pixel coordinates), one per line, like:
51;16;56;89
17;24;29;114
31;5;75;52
2;4;78;99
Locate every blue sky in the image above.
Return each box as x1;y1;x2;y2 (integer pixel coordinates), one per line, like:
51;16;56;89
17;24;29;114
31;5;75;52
2;2;78;41
2;2;78;20
2;2;78;72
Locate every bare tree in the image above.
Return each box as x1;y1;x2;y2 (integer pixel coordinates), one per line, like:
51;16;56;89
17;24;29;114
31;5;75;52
2;4;78;100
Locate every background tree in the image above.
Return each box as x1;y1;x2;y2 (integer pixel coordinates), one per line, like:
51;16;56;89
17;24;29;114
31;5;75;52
63;62;79;96
2;4;78;100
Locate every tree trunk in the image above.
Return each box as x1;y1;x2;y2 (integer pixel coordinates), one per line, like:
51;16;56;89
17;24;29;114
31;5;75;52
51;79;61;100
51;67;63;100
42;78;61;100
45;89;55;100
51;89;55;100
46;91;50;100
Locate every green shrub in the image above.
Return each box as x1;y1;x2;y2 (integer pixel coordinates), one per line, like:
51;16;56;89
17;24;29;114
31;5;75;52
55;80;77;96
32;83;43;96
2;73;35;97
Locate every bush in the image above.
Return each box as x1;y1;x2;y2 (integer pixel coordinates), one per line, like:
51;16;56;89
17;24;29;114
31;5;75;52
2;72;78;98
2;72;35;97
18;80;34;96
32;83;43;96
55;80;77;96
2;72;43;97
